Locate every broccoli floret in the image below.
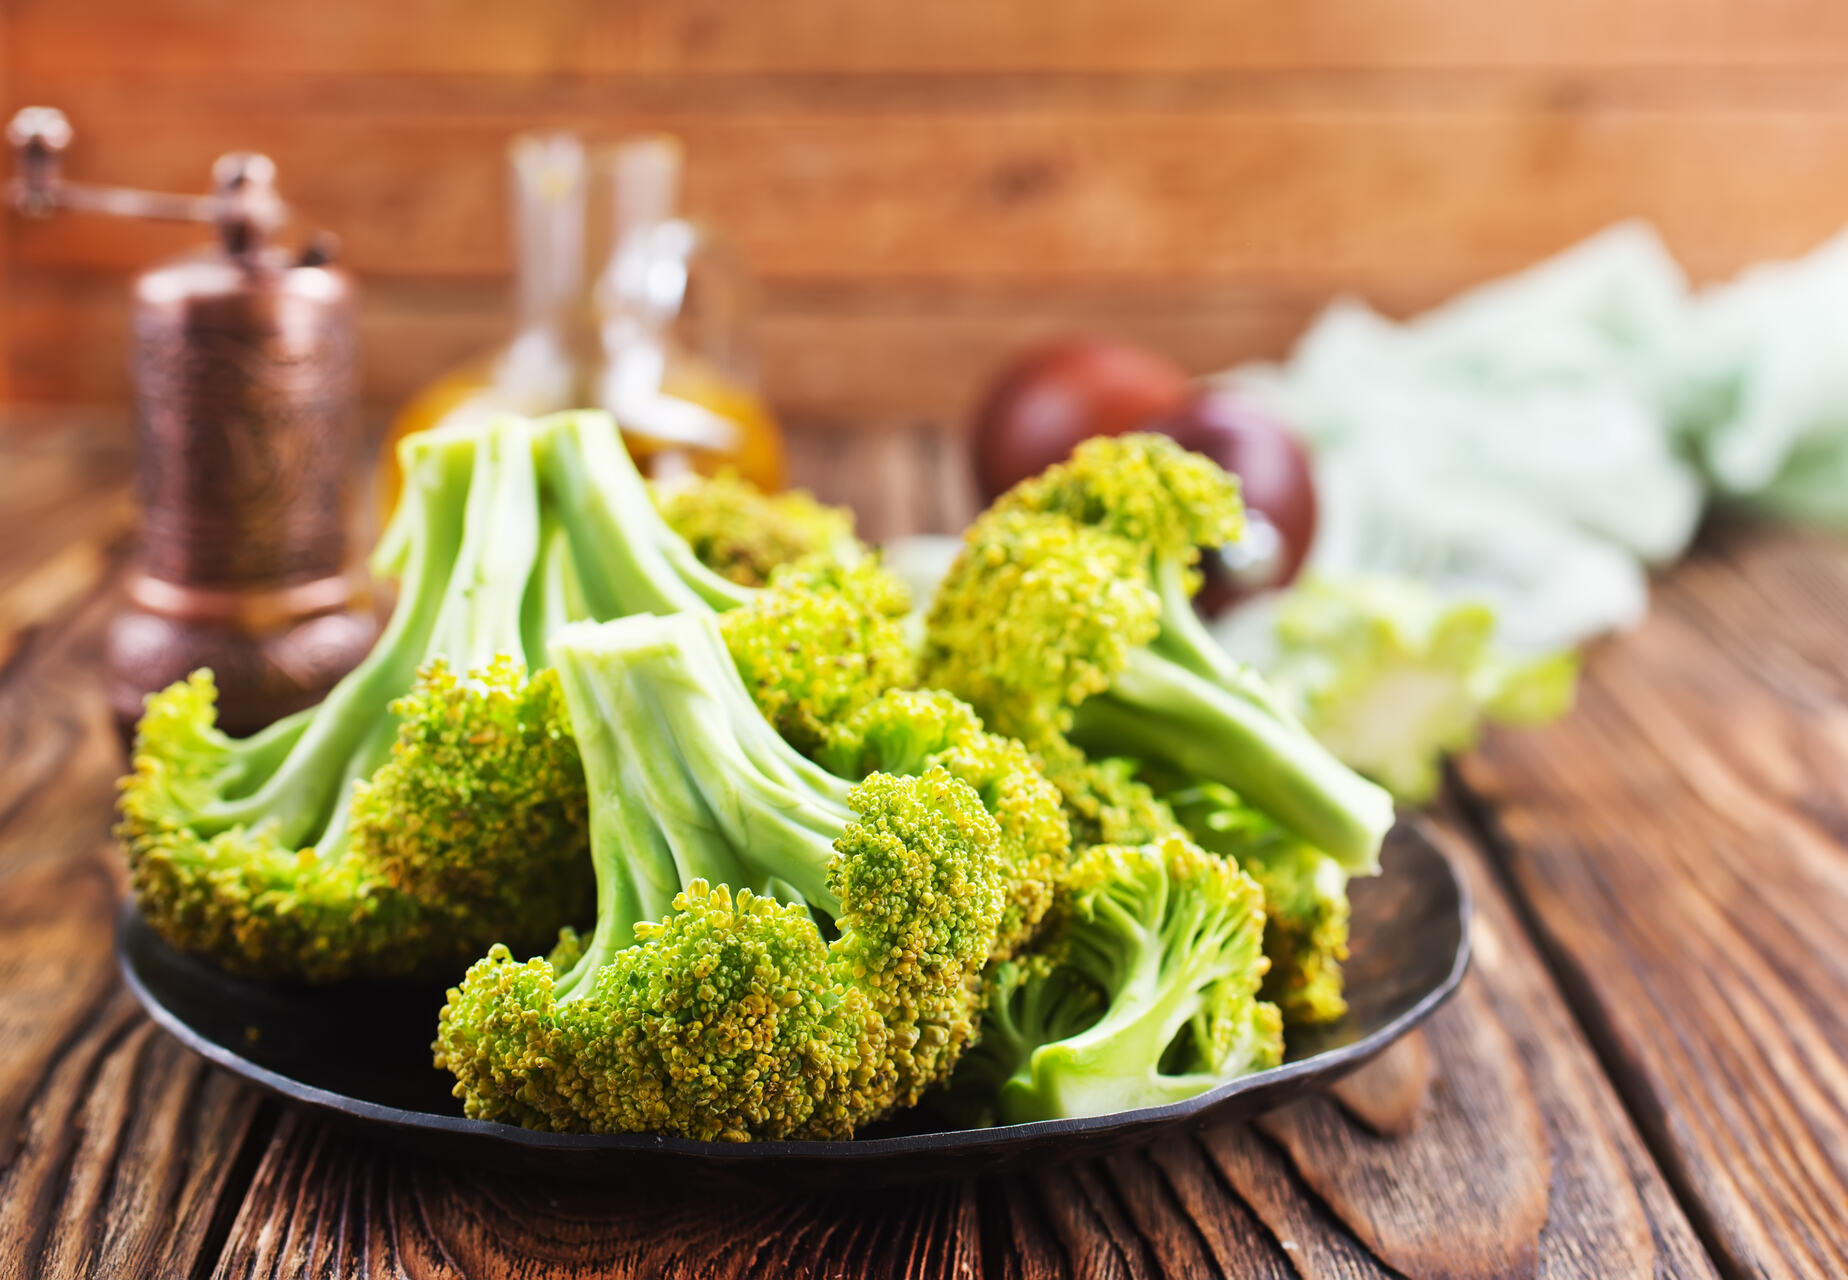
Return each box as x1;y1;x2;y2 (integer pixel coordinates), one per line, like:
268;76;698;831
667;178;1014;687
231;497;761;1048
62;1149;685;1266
119;420;595;980
116;410;788;982
1161;779;1349;1025
1031;738;1185;852
721;555;917;757
953;835;1282;1123
1219;574;1579;803
654;470;861;588
434;612;1012;1138
820;689;1071;958
924;434;1394;872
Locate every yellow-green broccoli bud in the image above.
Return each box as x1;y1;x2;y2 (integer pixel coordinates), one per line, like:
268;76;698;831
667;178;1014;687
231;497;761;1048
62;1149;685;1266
435;613;1013;1139
119;658;589;981
348;656;591;965
721;555;917;756
117;421;592;981
925;434;1393;872
999;432;1244;569
654;469;860;588
822;689;1071;958
1030;737;1185;853
118;410;769;983
925;508;1158;746
435;765;1006;1139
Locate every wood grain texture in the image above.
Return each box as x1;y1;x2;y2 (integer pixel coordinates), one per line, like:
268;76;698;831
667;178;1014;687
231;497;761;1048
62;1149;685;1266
4;272;1322;433
1458;523;1848;1280
201;871;1717;1280
18;84;1848;286
14;0;1848;75
195;732;1715;1278
0;437;267;1280
0;425;1809;1280
1255;816;1725;1280
1324;1031;1433;1138
13;2;1848;424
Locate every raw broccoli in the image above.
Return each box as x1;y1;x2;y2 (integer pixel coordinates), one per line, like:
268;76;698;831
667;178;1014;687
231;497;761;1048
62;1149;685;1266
721;555;916;757
1032;738;1186;852
1215;574;1579;803
654;469;860;588
923;434;1394;872
119;419;594;981
434;612;1015;1138
1160;779;1350;1025
819;688;1071;958
534;410;756;614
117;410;850;983
951;835;1283;1123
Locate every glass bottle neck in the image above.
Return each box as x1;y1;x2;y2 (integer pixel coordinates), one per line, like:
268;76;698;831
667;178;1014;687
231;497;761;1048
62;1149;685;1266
508;132;586;331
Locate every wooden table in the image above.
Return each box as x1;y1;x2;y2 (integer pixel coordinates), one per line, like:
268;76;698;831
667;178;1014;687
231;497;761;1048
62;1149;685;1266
2;417;1844;1280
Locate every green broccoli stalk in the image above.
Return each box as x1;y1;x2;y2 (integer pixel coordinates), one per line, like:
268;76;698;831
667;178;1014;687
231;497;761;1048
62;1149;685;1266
117;406;915;984
118;419;592;981
536;410;754;614
653;469;861;588
1218;574;1580;803
954;835;1283;1123
434;612;1012;1138
1159;779;1350;1025
924;435;1394;872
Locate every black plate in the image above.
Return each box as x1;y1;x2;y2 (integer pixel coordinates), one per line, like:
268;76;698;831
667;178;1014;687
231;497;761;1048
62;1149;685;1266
118;820;1468;1187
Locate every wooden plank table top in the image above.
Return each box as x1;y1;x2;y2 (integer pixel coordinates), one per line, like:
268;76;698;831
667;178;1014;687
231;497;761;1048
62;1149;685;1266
0;416;1843;1279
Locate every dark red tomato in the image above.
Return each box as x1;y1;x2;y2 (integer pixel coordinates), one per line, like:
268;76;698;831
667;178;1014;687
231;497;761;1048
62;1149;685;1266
1141;388;1318;613
971;335;1191;503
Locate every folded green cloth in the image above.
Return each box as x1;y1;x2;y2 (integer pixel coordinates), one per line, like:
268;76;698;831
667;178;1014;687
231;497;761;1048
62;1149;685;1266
1670;227;1848;525
1222;220;1848;649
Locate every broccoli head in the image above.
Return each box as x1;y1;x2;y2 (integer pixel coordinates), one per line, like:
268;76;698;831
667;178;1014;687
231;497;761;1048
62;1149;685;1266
117;410;793;982
721;555;917;757
1220;574;1579;803
654;469;860;588
924;434;1394;872
118;420;594;980
820;688;1071;958
1031;737;1185;853
434;612;1027;1138
952;834;1283;1123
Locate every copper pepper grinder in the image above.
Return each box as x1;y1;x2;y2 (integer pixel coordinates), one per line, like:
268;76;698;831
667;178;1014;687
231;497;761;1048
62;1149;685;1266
8;108;378;737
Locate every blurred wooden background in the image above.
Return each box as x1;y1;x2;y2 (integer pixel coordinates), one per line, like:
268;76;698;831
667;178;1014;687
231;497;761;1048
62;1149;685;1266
8;0;1848;431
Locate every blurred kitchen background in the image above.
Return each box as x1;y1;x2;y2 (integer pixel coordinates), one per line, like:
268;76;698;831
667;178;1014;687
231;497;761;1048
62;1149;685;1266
8;0;1848;538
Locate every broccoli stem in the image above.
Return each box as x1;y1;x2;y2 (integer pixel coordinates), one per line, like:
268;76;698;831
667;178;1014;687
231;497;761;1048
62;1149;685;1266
424;417;542;671
309;424;546;861
520;517;589;668
186;430;484;846
1013;891;1244;1119
186;423;552;855
1070;646;1393;872
213;704;315;802
547;612;856;1000
534;411;754;618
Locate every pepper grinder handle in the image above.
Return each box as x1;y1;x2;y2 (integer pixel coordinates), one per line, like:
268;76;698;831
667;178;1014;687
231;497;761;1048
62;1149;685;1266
9;107;378;739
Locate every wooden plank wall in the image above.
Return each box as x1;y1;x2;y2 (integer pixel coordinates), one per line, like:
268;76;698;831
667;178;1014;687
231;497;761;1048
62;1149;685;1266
7;0;1848;430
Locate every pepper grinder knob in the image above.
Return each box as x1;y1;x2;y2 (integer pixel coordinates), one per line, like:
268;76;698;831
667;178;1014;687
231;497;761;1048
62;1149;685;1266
7;106;73;217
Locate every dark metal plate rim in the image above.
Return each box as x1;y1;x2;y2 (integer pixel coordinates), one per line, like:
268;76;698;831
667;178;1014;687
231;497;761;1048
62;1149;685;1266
117;818;1471;1163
